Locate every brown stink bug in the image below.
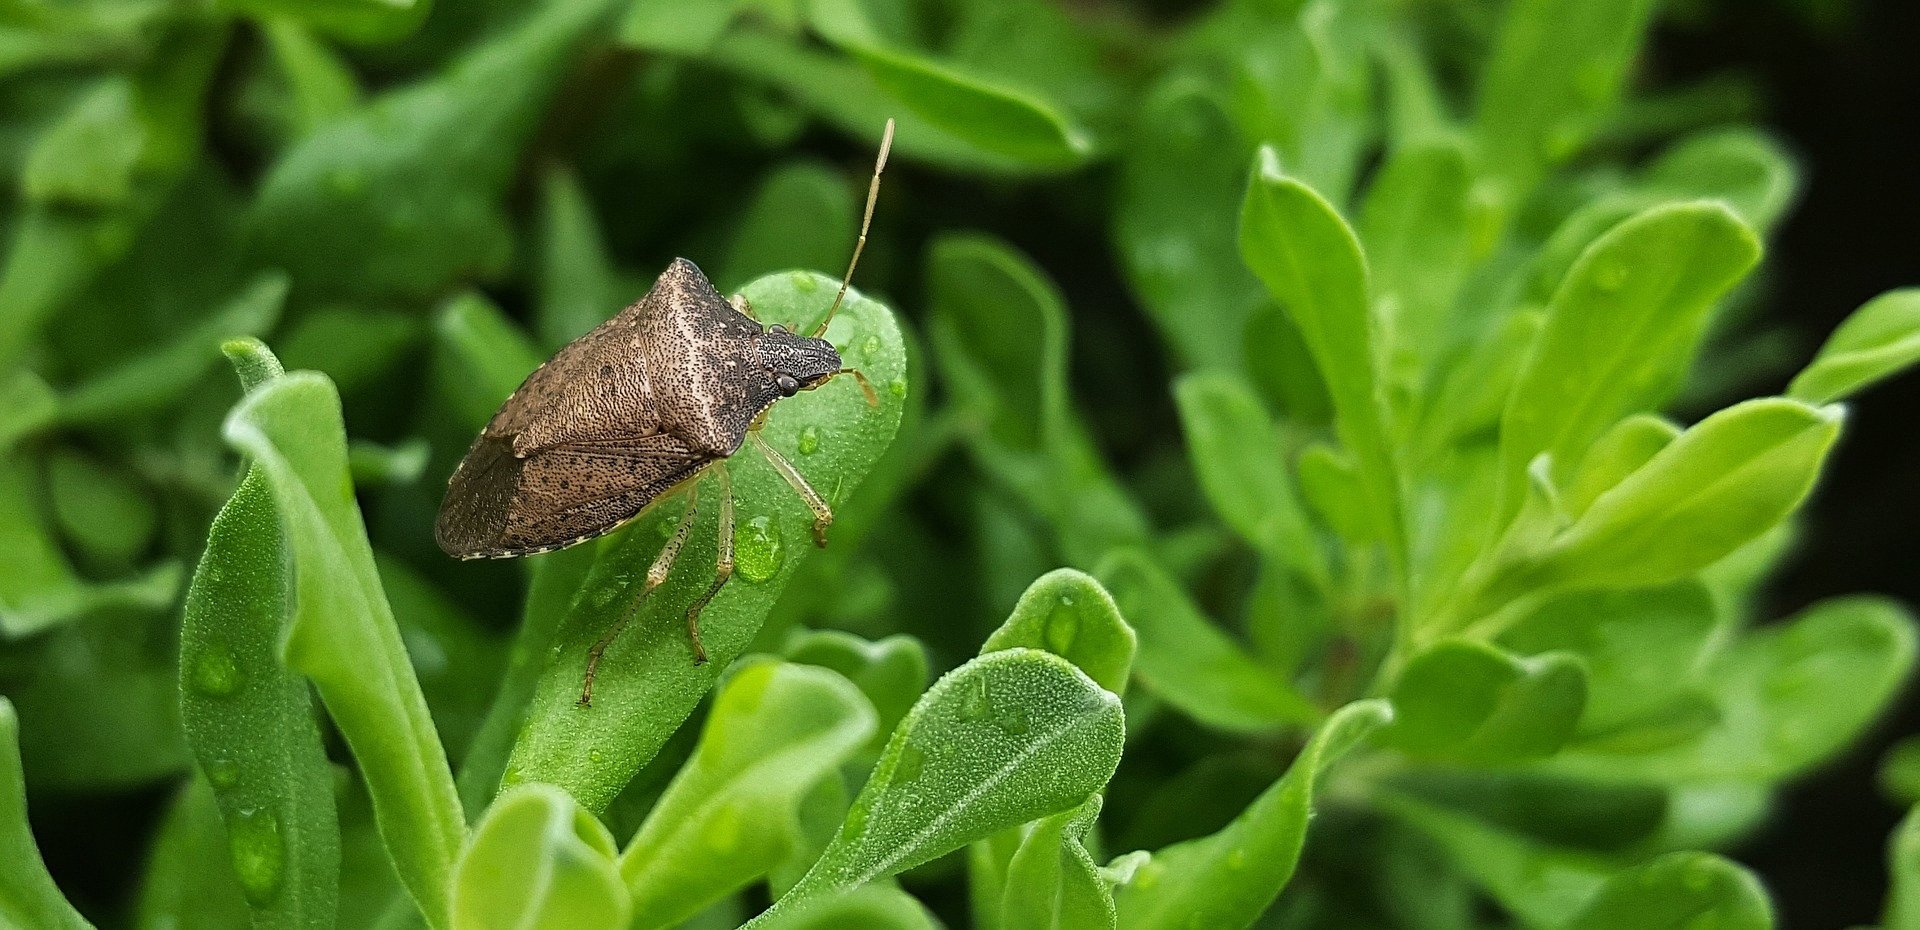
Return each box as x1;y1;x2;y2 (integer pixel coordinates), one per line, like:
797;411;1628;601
435;120;894;705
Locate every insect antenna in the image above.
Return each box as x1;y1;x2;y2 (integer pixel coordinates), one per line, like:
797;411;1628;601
812;117;894;340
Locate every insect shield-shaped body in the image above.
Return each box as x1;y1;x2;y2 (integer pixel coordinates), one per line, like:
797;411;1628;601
435;121;894;705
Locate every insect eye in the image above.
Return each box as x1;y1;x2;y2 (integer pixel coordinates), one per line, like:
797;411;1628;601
769;324;788;335
775;374;800;396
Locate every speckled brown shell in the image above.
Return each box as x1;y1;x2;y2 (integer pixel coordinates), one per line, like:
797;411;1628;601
434;258;790;559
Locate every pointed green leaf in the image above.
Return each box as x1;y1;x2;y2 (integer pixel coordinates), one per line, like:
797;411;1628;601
1562;414;1681;520
999;796;1114;930
1387;639;1587;763
757;648;1125;924
1498;202;1761;522
982;568;1137;694
619;661;877;930
1113;699;1392;930
1240;154;1404;565
0;697;93;930
1098;550;1318;732
451;784;629;930
1563;852;1771;930
1174;372;1326;585
223;370;463;928
1790;289;1920;404
181;346;339;928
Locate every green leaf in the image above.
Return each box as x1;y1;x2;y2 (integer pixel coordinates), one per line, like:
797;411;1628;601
223;370;464;929
1501;583;1716;741
431;293;546;433
619;660;877;930
246;0;624;301
59;272;288;425
1218;0;1376;203
752;883;937;930
717;161;858;294
451;784;629;930
1359;137;1474;385
1516;397;1841;595
45;449;157;568
0;696;93;930
220;0;430;44
0;26;225;373
1561;596;1917;783
1790;289;1920;404
455;543;598;814
1386;639;1587;763
784;630;930;750
181;372;340;928
1240;154;1404;567
1889;806;1920;930
1883;738;1920;808
1114;77;1262;370
0;372;57;451
0;454;181;637
258;19;361;137
505;272;906;812
1380;793;1610;928
927;234;1150;564
1562;414;1681;520
1173;372;1326;586
999;796;1115;930
133;779;254;930
805;0;1093;169
1497;202;1761;521
1562;852;1771;930
757;648;1125;923
1113;699;1392;930
982;568;1138;694
1097;549;1319;732
21;76;143;206
1476;0;1660;195
533;166;630;349
621;0;748;54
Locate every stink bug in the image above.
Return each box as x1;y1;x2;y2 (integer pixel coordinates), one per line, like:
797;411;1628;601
435;120;895;705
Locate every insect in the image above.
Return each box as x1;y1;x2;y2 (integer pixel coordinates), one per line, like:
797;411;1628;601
435;120;894;706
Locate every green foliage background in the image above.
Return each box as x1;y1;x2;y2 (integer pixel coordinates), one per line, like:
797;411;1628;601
3;0;1919;928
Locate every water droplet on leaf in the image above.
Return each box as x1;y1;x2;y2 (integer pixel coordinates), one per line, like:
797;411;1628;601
228;807;284;906
205;757;240;789
1045;602;1081;656
791;272;819;292
735;516;783;583
894;742;927;783
192;641;243;697
888;377;907;399
797;425;821;456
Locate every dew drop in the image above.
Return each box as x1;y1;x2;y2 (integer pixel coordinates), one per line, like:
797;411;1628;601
860;334;881;360
228;807;284;906
894;742;927;784
961;676;993;721
1045;601;1081;656
1226;848;1248;870
888;377;907;399
735;516;784;583
797;425;821;456
791;271;819;292
502;764;524;786
205;757;240;790
588;749;604;764
192;641;243;697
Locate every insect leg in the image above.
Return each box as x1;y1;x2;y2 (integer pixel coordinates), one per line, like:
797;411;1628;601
749;430;833;547
579;486;699;706
681;464;734;665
